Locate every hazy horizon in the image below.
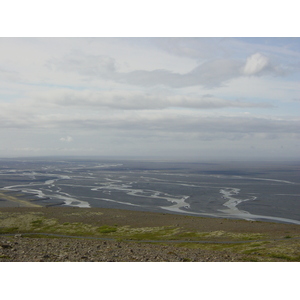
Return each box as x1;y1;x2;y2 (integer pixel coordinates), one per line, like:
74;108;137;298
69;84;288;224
1;155;300;163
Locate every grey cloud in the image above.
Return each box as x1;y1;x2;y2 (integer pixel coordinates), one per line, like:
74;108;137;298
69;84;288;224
2;108;297;139
75;115;299;135
0;67;20;82
188;59;243;87
51;51;283;88
117;53;285;88
51;52;116;78
0;106;36;128
30;90;272;110
114;59;243;88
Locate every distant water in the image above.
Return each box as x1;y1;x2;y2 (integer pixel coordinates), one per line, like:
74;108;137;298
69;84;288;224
0;158;299;224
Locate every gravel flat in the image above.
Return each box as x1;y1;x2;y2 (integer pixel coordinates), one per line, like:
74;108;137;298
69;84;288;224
0;235;245;262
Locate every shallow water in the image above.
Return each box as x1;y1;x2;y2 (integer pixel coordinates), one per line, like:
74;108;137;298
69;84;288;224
0;158;299;224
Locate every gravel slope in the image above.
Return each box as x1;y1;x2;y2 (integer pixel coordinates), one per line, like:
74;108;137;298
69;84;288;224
0;235;245;262
1;207;300;262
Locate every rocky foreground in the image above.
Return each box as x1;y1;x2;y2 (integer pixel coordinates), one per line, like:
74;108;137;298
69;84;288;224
0;235;243;262
1;207;300;262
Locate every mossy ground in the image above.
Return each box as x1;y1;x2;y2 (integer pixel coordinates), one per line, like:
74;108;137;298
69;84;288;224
0;207;299;261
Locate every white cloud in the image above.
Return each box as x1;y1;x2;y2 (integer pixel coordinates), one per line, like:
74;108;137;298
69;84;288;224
242;53;270;75
60;136;73;142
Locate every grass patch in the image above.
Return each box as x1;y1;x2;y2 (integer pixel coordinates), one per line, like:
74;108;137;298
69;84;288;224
0;227;19;234
98;225;117;234
116;226;179;240
267;253;300;261
172;230;266;241
31;219;44;227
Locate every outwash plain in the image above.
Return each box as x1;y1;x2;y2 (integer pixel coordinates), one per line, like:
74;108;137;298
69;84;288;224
0;159;299;262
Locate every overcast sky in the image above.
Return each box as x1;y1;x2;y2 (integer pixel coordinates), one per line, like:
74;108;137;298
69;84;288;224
0;37;299;160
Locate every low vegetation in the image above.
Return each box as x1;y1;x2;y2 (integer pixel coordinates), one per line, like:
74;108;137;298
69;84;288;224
0;207;299;262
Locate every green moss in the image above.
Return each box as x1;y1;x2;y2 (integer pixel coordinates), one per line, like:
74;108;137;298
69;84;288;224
31;219;44;227
98;225;117;233
0;226;19;234
267;253;299;261
116;226;179;240
171;230;266;241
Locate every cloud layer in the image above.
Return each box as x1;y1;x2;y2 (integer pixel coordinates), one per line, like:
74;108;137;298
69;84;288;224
51;51;283;88
0;37;299;159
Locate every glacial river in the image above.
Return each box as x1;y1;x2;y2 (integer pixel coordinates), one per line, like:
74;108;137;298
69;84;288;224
0;159;299;224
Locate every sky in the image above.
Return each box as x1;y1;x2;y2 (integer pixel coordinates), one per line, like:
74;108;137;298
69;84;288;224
0;37;299;160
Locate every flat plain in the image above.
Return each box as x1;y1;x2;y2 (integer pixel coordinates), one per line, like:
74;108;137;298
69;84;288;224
0;158;299;261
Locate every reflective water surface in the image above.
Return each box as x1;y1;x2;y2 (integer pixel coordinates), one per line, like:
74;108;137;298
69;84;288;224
0;158;299;224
